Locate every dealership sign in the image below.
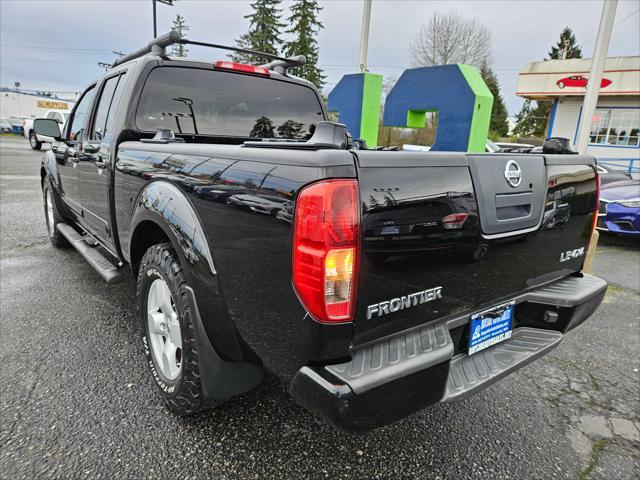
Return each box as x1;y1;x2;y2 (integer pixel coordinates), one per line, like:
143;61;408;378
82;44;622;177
37;100;70;110
516;56;639;100
328;64;493;151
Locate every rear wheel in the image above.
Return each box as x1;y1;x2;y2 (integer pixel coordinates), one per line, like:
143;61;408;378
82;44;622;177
29;131;42;150
137;243;211;415
43;179;69;248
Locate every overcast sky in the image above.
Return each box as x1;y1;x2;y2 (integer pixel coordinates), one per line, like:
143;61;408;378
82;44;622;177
1;0;639;116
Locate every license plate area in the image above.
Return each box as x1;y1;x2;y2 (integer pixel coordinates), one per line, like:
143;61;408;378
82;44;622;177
468;301;514;355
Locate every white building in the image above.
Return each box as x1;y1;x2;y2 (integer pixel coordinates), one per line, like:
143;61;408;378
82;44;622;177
517;56;639;176
0;88;75;121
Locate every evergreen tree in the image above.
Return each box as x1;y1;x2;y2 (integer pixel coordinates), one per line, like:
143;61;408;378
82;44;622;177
480;62;509;137
548;26;583;60
232;0;285;64
514;26;582;138
283;0;326;88
277;119;304;139
513;99;549;137
171;13;189;57
249;116;275;138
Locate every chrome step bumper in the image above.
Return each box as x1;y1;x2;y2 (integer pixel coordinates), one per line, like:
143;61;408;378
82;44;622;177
441;327;563;403
290;273;607;432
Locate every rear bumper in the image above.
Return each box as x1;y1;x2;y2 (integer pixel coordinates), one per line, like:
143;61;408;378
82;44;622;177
289;273;607;432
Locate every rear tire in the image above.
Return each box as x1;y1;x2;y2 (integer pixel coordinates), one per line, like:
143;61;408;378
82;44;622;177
29;131;42;150
43;179;69;248
137;242;211;415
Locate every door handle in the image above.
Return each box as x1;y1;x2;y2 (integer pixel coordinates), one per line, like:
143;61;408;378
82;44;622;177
95;159;108;169
84;144;100;154
67;148;79;162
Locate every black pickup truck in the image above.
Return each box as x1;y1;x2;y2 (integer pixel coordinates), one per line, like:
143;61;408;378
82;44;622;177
35;32;608;432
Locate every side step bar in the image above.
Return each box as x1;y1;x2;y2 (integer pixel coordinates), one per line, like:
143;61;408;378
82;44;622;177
441;327;563;403
57;223;123;285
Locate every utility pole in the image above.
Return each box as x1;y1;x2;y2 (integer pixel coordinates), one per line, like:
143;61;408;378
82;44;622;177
358;0;372;72
561;39;570;60
576;0;618;154
579;0;618;274
152;0;174;38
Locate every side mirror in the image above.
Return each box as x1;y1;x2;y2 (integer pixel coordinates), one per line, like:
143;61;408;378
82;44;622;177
33;118;62;142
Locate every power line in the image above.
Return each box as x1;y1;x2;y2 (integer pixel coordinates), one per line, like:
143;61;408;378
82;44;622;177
0;56;100;65
582;8;639;45
0;87;81;94
320;63;524;72
0;43;116;53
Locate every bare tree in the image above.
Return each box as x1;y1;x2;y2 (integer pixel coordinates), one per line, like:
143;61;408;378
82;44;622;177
409;11;493;68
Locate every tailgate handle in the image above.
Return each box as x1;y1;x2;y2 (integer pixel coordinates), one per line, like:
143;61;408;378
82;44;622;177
495;192;533;221
495;192;533;208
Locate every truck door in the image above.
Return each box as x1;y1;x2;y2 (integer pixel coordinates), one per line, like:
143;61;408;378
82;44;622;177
78;71;128;245
57;85;96;213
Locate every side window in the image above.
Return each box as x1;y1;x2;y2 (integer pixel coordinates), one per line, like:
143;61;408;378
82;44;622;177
91;76;120;141
91;72;128;142
68;86;96;141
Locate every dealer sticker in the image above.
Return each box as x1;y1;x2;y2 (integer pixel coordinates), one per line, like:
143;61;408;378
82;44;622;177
468;301;514;355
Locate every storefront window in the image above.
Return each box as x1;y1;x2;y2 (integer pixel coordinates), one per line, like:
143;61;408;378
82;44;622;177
589;108;640;147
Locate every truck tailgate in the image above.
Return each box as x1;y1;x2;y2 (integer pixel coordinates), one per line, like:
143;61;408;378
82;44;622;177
352;150;598;346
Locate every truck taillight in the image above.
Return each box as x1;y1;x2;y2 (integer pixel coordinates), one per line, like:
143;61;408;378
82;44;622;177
442;213;468;229
214;61;270;76
293;179;360;323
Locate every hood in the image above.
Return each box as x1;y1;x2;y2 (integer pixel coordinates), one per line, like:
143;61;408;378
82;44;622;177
601;181;640;202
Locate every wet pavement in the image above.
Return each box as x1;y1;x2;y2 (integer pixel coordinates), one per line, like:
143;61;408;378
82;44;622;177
1;136;638;479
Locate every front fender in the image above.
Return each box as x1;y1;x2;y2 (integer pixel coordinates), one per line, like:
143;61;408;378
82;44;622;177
40;149;59;190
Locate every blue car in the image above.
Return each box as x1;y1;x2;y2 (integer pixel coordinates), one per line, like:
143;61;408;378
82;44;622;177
597;180;640;237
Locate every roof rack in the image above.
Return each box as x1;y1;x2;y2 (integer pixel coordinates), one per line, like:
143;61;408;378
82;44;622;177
111;30;306;75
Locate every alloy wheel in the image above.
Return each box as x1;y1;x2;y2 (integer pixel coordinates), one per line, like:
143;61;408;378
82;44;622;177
147;278;183;380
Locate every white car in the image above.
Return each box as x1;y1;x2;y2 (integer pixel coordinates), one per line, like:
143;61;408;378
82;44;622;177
0;117;13;134
24;110;69;150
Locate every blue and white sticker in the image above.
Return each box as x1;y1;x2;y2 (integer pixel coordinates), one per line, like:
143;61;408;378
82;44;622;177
468;301;514;355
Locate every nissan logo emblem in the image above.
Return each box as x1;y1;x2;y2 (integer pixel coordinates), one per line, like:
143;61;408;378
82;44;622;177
504;160;522;188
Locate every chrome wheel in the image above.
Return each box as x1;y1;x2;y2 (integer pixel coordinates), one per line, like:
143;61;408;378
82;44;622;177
29;132;37;148
147;278;182;381
45;189;55;237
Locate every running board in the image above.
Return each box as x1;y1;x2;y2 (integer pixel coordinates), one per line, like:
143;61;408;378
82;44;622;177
56;223;123;285
441;327;563;403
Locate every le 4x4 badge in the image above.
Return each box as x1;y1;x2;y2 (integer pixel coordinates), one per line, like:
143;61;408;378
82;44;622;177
560;247;585;263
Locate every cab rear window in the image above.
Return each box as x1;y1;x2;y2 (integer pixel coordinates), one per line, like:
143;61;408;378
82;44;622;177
135;66;324;140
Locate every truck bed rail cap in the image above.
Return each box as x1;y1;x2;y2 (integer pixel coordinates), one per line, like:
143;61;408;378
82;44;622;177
355;151;469;168
543;154;596;166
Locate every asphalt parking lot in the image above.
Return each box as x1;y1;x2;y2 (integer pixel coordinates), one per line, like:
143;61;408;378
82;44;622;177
0;135;638;480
